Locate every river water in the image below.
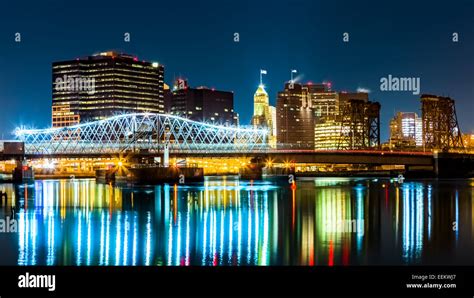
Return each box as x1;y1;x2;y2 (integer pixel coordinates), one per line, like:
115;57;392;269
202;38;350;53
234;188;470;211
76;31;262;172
0;177;473;266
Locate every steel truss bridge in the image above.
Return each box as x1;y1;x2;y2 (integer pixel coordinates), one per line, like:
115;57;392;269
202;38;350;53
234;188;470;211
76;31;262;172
15;113;269;155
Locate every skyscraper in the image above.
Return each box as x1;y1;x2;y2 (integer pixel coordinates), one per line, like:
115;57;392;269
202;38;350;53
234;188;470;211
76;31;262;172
170;79;237;125
52;51;164;127
308;83;338;120
389;112;423;149
276;82;315;148
251;84;271;126
313;91;373;150
251;70;276;147
276;80;345;149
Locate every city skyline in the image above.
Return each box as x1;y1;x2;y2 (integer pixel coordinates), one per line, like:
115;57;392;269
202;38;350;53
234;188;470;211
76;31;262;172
1;47;471;143
0;0;473;141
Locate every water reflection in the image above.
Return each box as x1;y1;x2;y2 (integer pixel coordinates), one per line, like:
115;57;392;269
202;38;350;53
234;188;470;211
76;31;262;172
401;183;425;263
0;177;472;266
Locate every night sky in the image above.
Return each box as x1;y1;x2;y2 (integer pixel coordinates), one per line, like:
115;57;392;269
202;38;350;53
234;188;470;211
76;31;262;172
0;0;473;141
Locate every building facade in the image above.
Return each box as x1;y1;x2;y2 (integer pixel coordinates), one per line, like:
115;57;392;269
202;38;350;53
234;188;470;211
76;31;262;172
251;83;276;146
314;91;371;150
52;104;80;128
314;119;349;150
52;51;164;127
308;83;338;120
276;83;315;149
251;84;272;126
389;112;423;149
462;133;474;150
170;79;237;125
275;81;376;150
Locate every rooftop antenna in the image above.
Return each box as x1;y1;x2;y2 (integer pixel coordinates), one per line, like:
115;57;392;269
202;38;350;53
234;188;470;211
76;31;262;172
291;69;297;83
260;69;267;85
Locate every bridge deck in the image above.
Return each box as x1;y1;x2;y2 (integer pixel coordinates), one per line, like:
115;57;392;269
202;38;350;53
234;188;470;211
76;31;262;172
0;150;435;166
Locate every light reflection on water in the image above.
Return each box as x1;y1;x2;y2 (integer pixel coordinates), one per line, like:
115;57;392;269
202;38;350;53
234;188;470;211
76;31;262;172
0;177;473;266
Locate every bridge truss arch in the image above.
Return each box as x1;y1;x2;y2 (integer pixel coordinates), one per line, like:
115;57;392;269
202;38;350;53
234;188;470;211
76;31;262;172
15;113;269;155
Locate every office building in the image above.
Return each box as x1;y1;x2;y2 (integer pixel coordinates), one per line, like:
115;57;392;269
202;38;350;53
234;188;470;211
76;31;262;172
389;112;423;148
52;51;164;127
307;83;338;120
170;79;236;125
314;119;349;150
462;133;474;150
251;82;276;146
276;82;315;148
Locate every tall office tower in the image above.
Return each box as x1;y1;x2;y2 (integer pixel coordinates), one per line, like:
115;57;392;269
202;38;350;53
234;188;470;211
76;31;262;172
251;84;272;126
306;83;338;121
170;79;236;125
276;82;315;149
276;81;342;149
313;91;371;150
389;112;423;149
421;94;464;150
52;51;164;127
276;80;373;150
251;75;276;146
